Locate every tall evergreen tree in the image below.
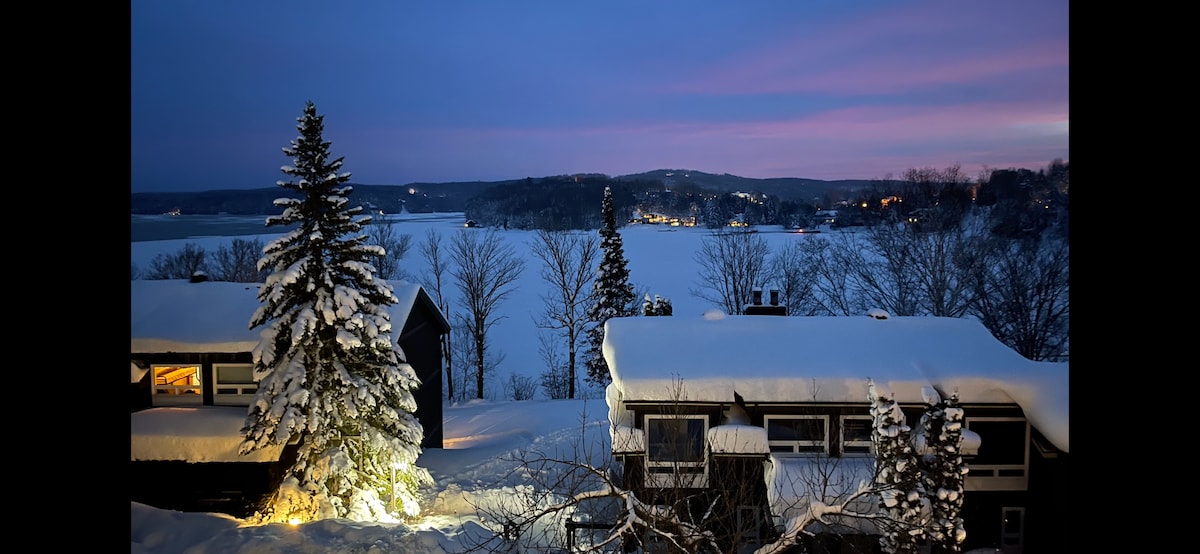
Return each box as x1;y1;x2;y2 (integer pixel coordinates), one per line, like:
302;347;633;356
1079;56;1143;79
918;387;967;553
239;101;431;524
584;186;638;386
869;380;928;554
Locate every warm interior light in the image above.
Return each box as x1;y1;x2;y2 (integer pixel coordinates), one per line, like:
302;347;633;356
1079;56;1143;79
288;517;302;526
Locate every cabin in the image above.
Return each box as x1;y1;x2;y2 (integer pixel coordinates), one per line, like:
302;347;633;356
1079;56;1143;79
130;278;449;516
596;300;1068;553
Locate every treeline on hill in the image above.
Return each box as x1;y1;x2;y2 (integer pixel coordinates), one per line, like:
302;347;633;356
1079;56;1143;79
832;160;1069;240
462;174;855;231
131;161;1067;236
130;169;872;219
463;160;1067;234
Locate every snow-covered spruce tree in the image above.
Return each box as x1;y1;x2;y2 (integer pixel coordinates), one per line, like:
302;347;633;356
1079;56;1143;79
583;185;638;387
239;101;432;524
917;387;967;553
655;295;673;315
869;380;928;554
642;293;673;316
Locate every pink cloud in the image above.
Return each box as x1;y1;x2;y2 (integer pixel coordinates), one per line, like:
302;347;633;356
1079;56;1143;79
660;0;1068;97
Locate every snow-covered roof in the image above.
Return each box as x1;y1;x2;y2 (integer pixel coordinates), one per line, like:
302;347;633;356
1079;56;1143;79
602;313;1068;453
131;406;286;462
130;279;423;353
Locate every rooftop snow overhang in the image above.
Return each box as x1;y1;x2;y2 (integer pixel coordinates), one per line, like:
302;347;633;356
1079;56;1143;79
131;406;285;463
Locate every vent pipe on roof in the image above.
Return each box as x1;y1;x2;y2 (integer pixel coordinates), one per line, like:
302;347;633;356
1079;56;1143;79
751;287;763;305
769;288;780;306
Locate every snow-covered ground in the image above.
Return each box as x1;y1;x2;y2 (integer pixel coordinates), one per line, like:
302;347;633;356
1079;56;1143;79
132;398;611;553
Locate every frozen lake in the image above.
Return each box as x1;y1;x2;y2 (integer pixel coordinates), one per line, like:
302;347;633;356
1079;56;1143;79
130;212;470;242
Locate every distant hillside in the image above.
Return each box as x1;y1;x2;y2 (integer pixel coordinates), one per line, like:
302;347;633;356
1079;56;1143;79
619;169;871;204
129;171;873;215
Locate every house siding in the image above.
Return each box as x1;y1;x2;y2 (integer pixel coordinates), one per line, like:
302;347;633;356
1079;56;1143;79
397;299;447;449
612;400;1060;553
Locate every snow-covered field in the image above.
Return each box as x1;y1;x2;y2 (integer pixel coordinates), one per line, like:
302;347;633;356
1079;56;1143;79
130;211;847;396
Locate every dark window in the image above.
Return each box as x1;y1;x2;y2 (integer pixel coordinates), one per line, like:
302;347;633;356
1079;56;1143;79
647;417;705;462
968;420;1027;465
766;416;827;454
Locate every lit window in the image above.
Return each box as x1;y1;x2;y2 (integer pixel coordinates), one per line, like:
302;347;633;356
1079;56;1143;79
152;365;201;405
214;364;257;405
840;415;873;456
645;414;708;487
765;415;828;455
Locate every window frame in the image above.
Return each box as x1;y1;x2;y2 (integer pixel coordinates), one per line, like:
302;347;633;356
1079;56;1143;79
839;415;874;457
764;415;829;456
644;413;708;488
964;417;1029;491
150;364;202;405
213;363;257;405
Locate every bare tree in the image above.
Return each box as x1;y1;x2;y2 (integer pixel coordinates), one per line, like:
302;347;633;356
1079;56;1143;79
366;216;413;281
447;319;505;401
211;237;267;282
449;228;525;400
538;332;572;400
764;237;827;316
418;228;455;400
834;224;923;316
809;235;863;316
502;373;539;401
690;229;771;314
905;218;985;318
968;231;1070;361
529;229;599;399
145;242;208;280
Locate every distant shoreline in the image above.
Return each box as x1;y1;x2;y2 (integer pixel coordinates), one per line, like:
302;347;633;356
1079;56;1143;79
130;212;467;242
131;214;292;242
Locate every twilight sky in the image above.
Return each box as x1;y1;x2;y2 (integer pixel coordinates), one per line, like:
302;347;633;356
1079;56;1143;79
130;0;1069;193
